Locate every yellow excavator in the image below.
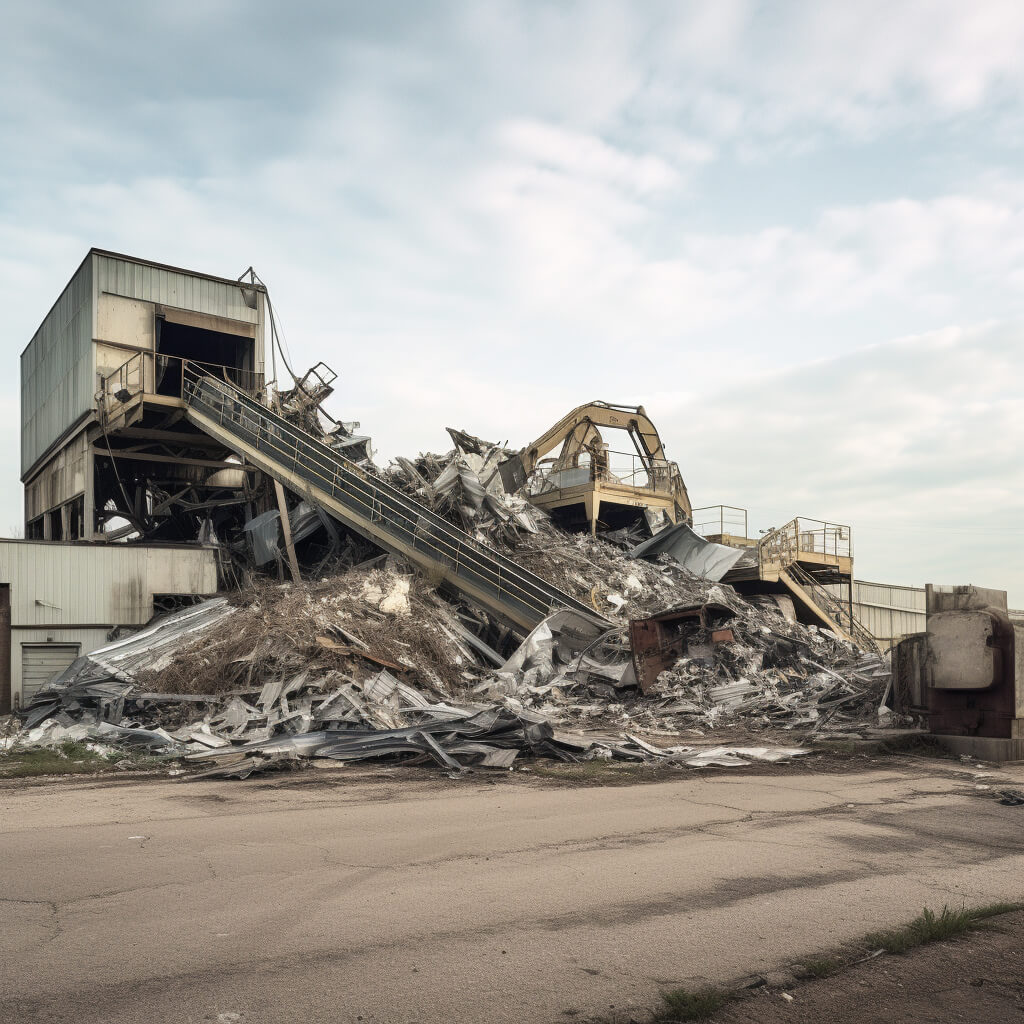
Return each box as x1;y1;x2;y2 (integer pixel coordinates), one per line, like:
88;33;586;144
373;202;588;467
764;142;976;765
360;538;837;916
504;401;692;535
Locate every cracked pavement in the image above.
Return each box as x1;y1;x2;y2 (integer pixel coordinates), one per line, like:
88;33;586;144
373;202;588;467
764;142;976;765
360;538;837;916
1;758;1023;1023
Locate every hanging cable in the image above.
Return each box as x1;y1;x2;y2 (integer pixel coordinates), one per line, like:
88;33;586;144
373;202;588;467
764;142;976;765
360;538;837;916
97;398;143;536
237;267;298;385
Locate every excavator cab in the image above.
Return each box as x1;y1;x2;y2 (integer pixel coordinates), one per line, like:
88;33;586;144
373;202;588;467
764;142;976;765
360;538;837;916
508;401;691;536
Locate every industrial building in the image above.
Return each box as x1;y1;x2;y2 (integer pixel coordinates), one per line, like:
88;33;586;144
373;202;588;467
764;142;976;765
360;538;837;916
21;248;266;542
2;249;261;710
2;247;951;713
827;579;927;649
0;539;217;711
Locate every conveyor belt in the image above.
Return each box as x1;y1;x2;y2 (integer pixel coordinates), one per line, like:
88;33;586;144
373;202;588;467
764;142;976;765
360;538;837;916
181;363;599;631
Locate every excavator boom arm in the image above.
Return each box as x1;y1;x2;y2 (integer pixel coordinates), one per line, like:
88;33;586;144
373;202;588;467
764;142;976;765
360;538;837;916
517;400;691;521
522;401;668;469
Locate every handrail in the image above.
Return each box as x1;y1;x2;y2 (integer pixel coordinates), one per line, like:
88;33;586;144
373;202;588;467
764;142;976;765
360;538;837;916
530;448;680;496
100;351;265;407
786;563;879;652
758;516;852;573
155;354;265;398
180;362;599;628
691;505;749;539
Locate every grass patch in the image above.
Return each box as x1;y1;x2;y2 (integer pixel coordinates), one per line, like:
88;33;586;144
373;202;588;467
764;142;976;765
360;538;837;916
813;733;954;761
651;986;731;1022
528;760;652;786
863;902;1023;954
876;733;952;758
797;956;841;978
0;740;158;778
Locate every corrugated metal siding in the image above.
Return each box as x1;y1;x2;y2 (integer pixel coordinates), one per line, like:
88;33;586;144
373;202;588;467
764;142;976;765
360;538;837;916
24;430;89;520
94;254;259;324
0;541;218;627
20;258;95;476
826;579;927;646
94;253;264;383
23;251;266;480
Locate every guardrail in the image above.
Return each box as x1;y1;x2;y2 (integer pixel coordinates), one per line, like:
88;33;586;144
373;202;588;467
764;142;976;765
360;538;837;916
787;563;879;651
181;362;597;629
101;351;146;405
101;352;265;411
691;505;749;539
156;354;264;398
527;448;687;515
758;516;852;571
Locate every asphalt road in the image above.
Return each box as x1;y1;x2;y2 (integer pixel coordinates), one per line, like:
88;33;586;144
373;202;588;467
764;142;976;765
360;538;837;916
2;758;1022;1024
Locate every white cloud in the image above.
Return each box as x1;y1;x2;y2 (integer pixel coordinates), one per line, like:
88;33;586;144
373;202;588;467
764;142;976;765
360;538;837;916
2;0;1024;605
661;321;1024;602
494;119;690;194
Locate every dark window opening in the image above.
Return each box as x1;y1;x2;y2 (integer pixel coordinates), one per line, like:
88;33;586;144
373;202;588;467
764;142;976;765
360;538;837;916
46;508;63;541
67;495;84;539
26;516;44;540
155;318;255;396
152;593;204;617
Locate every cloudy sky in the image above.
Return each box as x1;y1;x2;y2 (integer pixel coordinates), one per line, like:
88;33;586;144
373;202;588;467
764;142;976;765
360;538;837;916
2;1;1022;602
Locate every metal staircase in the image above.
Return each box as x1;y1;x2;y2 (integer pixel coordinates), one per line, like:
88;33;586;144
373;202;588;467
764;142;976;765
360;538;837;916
783;563;879;652
756;517;878;651
179;363;598;632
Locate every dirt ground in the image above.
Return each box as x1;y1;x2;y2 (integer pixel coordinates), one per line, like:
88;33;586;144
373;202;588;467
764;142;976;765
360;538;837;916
717;910;1024;1023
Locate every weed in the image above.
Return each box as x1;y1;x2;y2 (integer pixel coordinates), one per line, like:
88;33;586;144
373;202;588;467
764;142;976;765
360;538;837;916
652;986;730;1022
965;901;1024;922
797;957;841;978
863;902;1024;954
876;733;952;758
0;741;159;778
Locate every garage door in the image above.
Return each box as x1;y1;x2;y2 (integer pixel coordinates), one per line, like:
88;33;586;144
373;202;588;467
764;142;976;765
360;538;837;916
21;644;80;703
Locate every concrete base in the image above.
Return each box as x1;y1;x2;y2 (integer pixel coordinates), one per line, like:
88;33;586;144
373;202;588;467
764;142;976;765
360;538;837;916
933;734;1024;763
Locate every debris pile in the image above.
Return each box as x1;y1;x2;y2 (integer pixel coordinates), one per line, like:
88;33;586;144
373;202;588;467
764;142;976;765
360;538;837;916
274;363;374;467
384;429;542;546
3;398;896;779
6;658;813;779
469;583;889;739
4;526;891;778
133;568;496;697
513;521;714;615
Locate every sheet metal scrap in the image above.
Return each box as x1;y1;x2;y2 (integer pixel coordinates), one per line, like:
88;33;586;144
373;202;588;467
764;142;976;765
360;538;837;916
384;430;541;546
5;499;894;776
183;704;580;778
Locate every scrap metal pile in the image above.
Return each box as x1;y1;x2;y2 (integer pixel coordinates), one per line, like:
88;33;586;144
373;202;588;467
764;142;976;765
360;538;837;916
474;529;891;737
2;401;893;777
5;522;890;777
383;429;541;546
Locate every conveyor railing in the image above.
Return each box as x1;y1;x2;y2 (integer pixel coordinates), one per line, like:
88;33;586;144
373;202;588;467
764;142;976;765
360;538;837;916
180;362;599;631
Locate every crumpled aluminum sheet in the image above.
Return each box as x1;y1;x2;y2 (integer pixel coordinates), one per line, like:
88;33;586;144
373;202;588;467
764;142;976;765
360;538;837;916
630;522;750;581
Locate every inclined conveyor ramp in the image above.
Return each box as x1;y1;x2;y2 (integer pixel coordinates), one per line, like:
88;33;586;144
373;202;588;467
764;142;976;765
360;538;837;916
180;363;598;632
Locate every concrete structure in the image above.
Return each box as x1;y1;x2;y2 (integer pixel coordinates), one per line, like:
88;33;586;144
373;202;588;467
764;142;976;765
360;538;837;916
21;250;267;541
0;539;218;710
892;584;1024;762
